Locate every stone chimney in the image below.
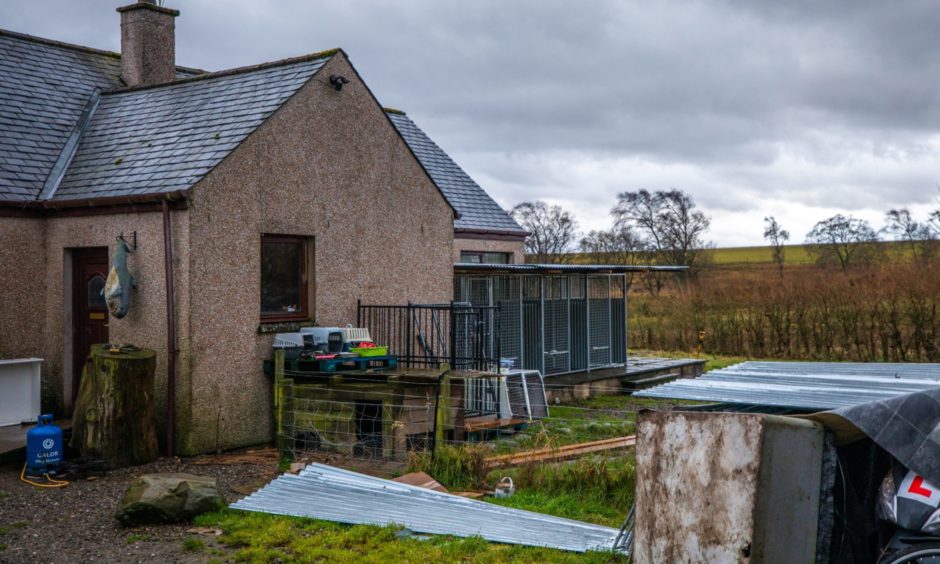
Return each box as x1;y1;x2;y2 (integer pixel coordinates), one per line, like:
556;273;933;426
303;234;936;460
116;0;179;87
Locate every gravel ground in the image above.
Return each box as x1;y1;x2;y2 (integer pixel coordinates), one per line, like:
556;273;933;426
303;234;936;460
0;455;279;564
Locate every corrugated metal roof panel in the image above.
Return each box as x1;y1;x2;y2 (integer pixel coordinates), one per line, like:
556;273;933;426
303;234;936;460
231;463;622;553
634;361;940;411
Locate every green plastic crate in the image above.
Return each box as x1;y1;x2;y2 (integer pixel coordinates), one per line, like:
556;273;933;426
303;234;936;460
350;346;389;357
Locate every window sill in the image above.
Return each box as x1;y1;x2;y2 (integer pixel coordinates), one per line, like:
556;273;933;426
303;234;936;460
257;320;315;334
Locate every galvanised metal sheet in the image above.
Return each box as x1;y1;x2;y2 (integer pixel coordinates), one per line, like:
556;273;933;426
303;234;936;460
634;361;940;411
231;463;622;554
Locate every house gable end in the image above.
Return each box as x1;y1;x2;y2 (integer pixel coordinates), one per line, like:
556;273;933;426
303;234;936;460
332;54;458;221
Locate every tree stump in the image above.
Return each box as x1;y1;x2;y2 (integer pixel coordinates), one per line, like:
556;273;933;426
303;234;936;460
70;344;159;468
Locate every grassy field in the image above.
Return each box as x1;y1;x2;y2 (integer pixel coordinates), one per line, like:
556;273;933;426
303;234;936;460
701;244;816;265
573;239;913;266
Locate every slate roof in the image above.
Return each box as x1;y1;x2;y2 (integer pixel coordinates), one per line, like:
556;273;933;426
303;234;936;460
1;27;521;235
387;111;525;235
0;29;201;201
53;57;329;200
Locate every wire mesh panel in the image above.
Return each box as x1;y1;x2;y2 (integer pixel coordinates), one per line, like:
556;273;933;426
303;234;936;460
569;275;588;372
277;375;440;463
588;276;612;368
611;276;627;364
463;377;500;417
454;272;629;376
524;371;550;418
466;277;491;305
452;304;500;371
493;276;521;371
521;276;543;372
543;276;570;375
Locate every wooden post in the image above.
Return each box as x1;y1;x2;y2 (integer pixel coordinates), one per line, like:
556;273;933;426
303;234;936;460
273;350;295;460
434;364;451;452
70;345;159;468
274;349;284;439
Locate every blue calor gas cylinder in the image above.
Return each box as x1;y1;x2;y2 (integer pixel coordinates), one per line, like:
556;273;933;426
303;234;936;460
26;414;63;476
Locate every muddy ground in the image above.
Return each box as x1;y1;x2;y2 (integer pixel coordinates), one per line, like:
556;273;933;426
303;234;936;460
0;453;279;563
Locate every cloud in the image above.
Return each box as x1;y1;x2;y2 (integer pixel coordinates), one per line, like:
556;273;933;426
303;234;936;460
6;0;940;245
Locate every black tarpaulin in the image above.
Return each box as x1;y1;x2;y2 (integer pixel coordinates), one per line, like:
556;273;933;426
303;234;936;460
805;388;940;485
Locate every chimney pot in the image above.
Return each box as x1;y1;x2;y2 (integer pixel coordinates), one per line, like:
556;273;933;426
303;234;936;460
117;1;180;87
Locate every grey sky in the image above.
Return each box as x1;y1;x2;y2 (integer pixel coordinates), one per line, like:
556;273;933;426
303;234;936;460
6;0;940;246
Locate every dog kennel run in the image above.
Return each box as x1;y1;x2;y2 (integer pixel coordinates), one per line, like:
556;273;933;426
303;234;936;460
454;263;685;376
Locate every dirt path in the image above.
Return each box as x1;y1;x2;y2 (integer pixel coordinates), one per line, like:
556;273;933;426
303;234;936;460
0;455;279;563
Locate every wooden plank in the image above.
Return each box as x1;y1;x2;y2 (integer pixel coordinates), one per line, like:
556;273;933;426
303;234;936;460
192;448;278;466
485;435;636;468
464;417;529;433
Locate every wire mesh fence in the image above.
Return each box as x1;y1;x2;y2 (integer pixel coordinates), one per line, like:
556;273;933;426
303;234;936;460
271;351;661;466
274;362;444;463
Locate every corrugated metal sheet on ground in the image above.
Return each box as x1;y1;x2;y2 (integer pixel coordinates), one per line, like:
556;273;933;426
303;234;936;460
231;463;621;553
634;361;940;411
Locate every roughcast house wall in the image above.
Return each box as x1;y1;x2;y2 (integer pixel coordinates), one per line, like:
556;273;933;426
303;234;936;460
182;53;454;453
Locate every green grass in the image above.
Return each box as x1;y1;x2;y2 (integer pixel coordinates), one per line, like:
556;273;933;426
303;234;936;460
182;537;206;552
194;509;624;563
705;240;922;266
487;455;636;527
126;533;149;544
701;244;816;265
508;406;636;451
408;444;490;490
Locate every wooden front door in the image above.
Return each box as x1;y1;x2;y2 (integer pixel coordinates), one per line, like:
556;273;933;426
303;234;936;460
73;248;109;403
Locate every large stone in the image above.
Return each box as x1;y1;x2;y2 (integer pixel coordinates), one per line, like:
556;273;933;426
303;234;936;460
116;473;225;525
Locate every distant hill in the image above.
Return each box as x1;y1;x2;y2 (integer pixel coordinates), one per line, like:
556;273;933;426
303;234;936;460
565;239;916;267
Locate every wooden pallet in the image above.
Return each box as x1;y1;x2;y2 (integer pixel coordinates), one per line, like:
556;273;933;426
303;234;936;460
287;355;398;373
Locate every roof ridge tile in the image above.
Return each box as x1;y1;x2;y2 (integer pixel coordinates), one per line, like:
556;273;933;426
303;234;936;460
103;49;341;95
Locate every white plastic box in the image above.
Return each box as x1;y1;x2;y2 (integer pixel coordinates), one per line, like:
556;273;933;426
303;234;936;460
0;358;42;426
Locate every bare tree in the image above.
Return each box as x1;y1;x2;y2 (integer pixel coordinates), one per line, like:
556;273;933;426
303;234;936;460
926;188;940;242
805;214;879;272
929;209;940;239
883;208;936;263
763;216;790;276
579;225;644;263
511;201;578;263
580;225;645;290
612;189;711;274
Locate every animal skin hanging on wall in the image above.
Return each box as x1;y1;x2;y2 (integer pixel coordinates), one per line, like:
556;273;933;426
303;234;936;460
104;235;136;318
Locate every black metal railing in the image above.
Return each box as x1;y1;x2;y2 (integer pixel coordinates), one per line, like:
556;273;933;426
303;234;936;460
357;301;501;372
